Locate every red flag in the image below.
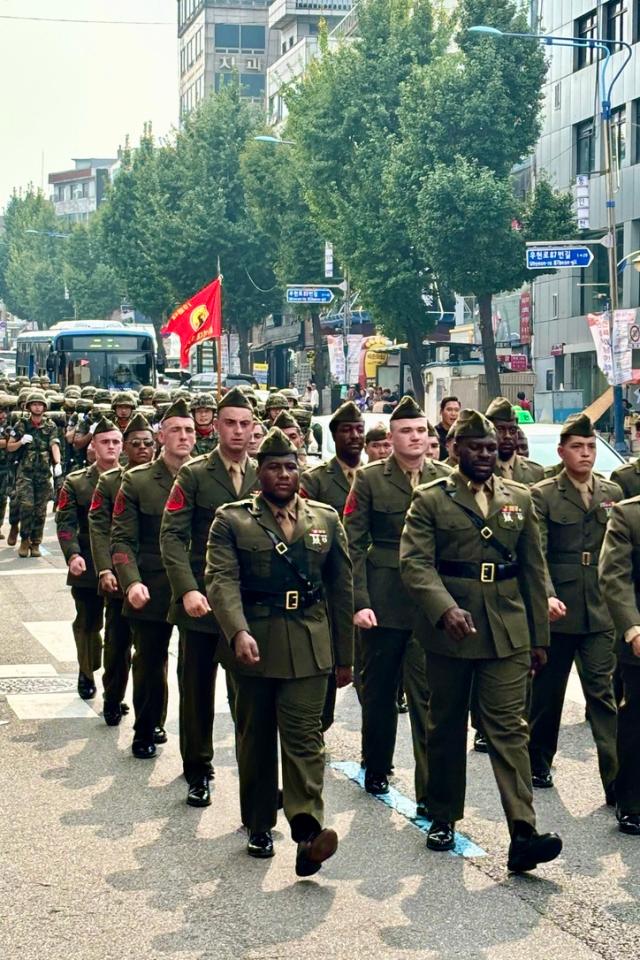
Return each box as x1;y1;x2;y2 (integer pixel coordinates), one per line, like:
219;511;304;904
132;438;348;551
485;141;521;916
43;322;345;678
161;277;222;369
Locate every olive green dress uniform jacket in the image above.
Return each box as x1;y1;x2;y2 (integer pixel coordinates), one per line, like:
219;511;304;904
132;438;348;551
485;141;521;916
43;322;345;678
496;455;544;485
300;456;351;517
160;448;259;633
599;497;640;667
55;464;99;589
88;466;124;599
205;493;354;679
610;460;640;500
399;471;549;659
110;457;176;621
345;455;451;628
531;470;623;635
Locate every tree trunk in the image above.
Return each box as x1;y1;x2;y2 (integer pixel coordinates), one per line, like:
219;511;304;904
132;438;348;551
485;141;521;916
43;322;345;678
153;314;166;368
406;325;425;408
478;293;501;401
311;311;328;414
236;323;250;373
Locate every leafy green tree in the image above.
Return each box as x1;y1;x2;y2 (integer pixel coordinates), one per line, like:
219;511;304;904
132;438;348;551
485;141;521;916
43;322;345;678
63;213;123;320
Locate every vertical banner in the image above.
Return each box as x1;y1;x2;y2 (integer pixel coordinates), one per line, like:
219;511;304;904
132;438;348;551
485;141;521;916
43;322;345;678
587;312;613;384
327;335;345;382
519;290;532;344
346;334;363;384
613;309;635;385
220;335;229;376
228;333;240;375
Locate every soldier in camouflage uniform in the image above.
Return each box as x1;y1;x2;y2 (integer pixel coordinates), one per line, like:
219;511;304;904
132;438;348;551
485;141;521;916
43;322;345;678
111;391;136;434
7;390;61;557
191;393;218;456
263;392;289;426
0;394;12;538
89;413;155;725
73;389;112;460
56;418;123;698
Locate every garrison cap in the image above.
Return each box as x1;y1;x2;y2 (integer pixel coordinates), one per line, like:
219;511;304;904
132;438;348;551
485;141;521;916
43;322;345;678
453;408;496;439
92;417;121;436
123;412;152;437
218;386;253;412
273;409;300;431
560;412;595;439
265;392;289;412
190;393;217;411
160;397;193;422
485;396;516;422
257;426;298;461
365;423;388;443
329;400;364;432
390;395;424;421
427;421;438;437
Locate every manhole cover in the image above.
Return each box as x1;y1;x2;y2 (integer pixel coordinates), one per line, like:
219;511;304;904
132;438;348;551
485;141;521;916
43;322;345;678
0;676;77;696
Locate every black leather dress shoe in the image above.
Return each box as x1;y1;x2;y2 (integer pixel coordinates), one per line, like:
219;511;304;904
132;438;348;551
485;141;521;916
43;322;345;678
415;801;432;820
187;777;211;807
473;732;489;753
132;740;156;759
77;672;96;700
295;828;338;877
103;702;122;726
531;770;554;789
247;831;274;858
618;812;640;835
426;820;455;851
364;773;390;795
153;726;167;744
605;781;617;807
507;829;562;872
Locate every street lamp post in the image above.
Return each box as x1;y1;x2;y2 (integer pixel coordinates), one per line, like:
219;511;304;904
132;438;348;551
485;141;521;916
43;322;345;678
470;25;633;453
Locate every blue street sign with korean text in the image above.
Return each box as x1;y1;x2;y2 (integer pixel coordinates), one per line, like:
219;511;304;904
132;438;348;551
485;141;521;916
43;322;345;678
526;246;594;270
286;286;335;304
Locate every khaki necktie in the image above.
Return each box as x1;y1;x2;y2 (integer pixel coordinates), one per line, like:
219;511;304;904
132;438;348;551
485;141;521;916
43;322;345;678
474;486;489;518
406;470;419;489
275;509;295;542
228;463;242;496
576;482;592;510
499;460;513;479
345;469;355;486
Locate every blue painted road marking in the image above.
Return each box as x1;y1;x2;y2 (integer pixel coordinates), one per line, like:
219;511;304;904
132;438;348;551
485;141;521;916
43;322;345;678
331;760;486;858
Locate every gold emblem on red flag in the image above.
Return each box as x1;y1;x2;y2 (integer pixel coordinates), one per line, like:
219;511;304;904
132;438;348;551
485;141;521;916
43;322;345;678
190;304;209;332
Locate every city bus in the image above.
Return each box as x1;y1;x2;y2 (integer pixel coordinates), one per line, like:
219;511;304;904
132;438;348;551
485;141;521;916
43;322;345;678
16;320;156;390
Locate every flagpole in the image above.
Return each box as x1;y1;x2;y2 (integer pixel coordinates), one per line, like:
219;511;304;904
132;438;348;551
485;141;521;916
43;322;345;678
216;257;223;402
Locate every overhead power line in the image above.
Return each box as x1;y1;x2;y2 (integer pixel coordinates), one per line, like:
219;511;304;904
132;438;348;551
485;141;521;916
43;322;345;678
0;15;173;26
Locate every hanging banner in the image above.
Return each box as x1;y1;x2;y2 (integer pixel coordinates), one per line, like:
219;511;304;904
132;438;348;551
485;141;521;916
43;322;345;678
346;334;363;384
587;311;613;385
228;333;240;375
519;290;532;344
252;361;268;385
327;335;345;382
613;309;635;386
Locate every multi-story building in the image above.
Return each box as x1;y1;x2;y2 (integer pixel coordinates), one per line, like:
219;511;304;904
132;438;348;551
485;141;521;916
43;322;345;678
177;0;278;119
531;0;640;409
48;158;119;224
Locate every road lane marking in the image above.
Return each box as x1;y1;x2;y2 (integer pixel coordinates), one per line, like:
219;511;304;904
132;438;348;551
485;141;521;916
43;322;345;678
7;692;98;720
0;664;57;678
331;760;486;858
24;621;76;662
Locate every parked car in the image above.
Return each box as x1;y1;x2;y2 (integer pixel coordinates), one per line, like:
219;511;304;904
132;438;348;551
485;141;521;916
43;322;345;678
519;423;625;478
311;413;391;463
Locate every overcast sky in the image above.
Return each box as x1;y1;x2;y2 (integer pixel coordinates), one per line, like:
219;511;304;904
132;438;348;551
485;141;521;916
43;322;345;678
0;0;178;208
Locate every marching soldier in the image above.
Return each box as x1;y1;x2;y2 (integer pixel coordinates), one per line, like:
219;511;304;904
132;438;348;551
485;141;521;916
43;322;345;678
485;397;544;484
88;413;155;725
399;410;562;872
273;409;308;468
160;387;258;807
599;498;640;834
364;424;392;462
0;395;11;538
610;458;640;499
191;394;218;455
111;392;136;433
345;395;449;809
6;389;61;557
56;418;123;699
110;398;196;759
528;414;621;804
300;400;364;730
263;393;289;425
205;427;354;873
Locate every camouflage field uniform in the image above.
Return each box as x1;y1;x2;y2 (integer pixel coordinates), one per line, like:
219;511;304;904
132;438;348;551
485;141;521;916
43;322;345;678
11;417;60;545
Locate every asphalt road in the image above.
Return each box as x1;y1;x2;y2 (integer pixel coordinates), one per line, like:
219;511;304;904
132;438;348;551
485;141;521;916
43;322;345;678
1;511;639;960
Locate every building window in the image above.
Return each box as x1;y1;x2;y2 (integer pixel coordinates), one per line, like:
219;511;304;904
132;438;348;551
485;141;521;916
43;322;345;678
552;293;559;320
241;25;265;51
195;27;203;59
215;72;236;92
553;82;561;110
634;99;640;162
611;105;626;166
215;23;240;50
240;73;265;98
576;118;596;175
575;9;598;69
605;1;626;44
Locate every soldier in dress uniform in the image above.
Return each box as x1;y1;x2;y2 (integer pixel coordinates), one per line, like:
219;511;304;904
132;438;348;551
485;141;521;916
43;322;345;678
364;423;392;462
528;413;621;804
56;418;123;699
88;413;155;725
485;397;544;484
191;393;218;456
399;409;562;872
599;498;640;834
610;457;640;499
7;390;62;557
273;409;308;468
110;398;196;759
300;400;364;730
345;395;450;809
205;427;354;874
160;387;259;807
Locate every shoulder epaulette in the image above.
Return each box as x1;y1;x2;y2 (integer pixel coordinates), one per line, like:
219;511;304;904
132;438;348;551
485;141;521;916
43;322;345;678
533;476;556;490
128;462;153;475
360;459;385;473
502;478;529;492
420;476;450;493
66;467;86;480
101;467;121;478
303;498;339;515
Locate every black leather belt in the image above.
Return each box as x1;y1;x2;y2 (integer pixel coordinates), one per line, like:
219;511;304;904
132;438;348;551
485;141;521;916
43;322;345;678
438;560;519;583
548;551;599;566
241;586;324;611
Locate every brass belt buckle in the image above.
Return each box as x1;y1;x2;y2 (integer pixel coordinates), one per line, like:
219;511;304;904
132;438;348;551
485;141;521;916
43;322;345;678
480;562;496;583
581;551;591;566
285;590;299;610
